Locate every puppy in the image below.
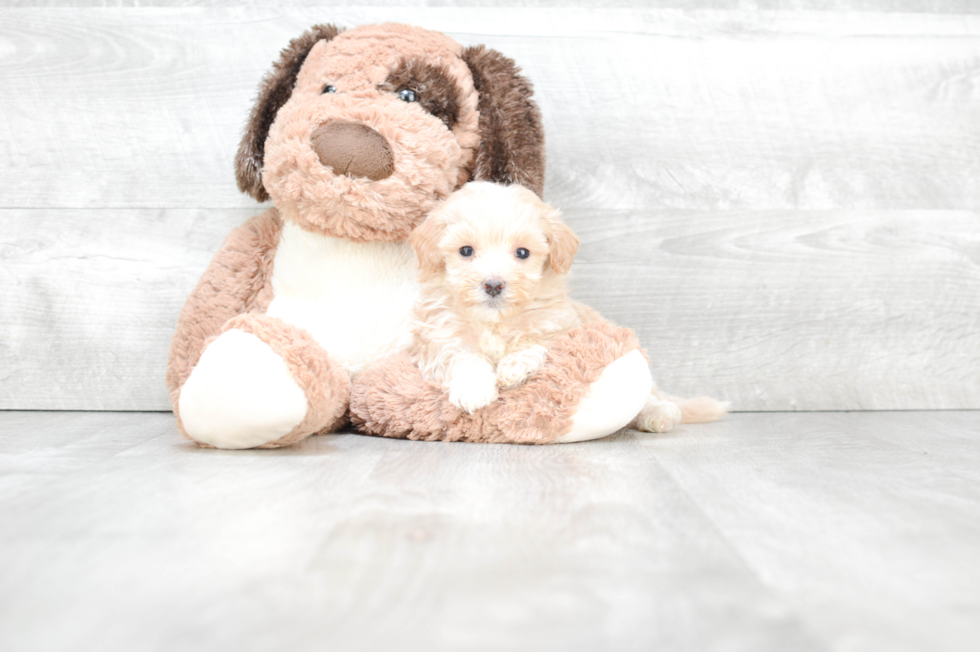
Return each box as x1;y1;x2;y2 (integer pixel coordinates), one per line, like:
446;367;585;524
408;181;712;433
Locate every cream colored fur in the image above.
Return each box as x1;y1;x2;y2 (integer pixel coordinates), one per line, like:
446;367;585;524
409;182;582;413
267;221;420;376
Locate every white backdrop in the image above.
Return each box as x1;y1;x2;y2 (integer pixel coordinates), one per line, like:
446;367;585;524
1;1;978;411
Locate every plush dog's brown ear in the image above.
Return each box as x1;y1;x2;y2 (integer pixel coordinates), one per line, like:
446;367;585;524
409;213;448;273
462;46;545;198
235;24;342;202
545;210;579;275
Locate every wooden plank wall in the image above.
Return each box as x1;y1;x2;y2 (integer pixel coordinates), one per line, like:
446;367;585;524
1;3;978;411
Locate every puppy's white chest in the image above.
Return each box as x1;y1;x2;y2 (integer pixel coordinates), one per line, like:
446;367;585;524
266;221;419;376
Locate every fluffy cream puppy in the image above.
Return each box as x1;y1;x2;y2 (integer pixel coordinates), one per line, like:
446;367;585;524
408;181;710;433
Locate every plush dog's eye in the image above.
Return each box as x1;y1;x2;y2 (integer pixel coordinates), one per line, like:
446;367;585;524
383;59;460;128
515;248;530;259
459;246;474;258
322;84;337;94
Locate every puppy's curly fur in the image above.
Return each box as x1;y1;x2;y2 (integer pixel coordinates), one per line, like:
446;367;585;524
409;182;579;413
408;182;724;431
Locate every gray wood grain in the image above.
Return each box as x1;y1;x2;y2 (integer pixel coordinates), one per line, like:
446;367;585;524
4;207;977;411
646;411;980;652
565;208;980;411
2;6;980;411
1;410;978;651
4;1;979;12
0;208;254;410
1;8;978;210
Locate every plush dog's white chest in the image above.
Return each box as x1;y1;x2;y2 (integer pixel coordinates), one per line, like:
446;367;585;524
266;221;420;376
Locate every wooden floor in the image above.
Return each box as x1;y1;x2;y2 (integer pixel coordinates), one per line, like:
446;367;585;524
0;411;977;651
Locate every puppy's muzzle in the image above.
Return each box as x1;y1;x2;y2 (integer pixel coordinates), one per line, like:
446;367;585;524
311;121;394;181
483;279;506;298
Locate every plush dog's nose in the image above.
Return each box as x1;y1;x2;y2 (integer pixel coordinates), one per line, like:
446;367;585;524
483;279;506;297
310;121;394;181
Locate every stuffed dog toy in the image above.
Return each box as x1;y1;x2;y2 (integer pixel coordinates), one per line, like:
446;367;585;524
167;22;723;449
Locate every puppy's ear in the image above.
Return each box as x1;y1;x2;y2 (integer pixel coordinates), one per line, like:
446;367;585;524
410;214;448;274
235;24;342;202
461;46;545;198
544;208;579;275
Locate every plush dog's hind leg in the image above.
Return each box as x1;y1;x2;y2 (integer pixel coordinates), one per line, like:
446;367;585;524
554;347;653;443
175;314;350;449
350;323;652;444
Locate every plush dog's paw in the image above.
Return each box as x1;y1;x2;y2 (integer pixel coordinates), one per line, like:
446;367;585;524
178;329;308;449
633;400;683;433
496;345;548;390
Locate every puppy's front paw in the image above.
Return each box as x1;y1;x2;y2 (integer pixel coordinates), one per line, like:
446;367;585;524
448;373;499;414
496;345;548;390
446;354;498;414
634;401;683;433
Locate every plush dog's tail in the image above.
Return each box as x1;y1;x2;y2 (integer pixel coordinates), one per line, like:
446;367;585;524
671;395;730;424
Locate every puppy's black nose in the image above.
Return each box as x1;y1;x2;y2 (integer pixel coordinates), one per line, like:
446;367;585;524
483;279;505;297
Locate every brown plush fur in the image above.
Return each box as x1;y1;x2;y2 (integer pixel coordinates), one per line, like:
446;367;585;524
236;24;343;202
234;23;546;209
380;58;462;130
259;24;483;242
170;23;558;449
169;22;711;450
350;323;643;444
166;207;281;404
462;46;546;197
222;313;351;447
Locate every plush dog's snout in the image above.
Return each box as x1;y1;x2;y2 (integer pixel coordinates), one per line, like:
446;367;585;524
483;279;506;297
310;121;394;181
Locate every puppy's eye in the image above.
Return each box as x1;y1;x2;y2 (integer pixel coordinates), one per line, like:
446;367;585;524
398;88;418;103
459;246;474;258
515;248;530;260
322;84;337;94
